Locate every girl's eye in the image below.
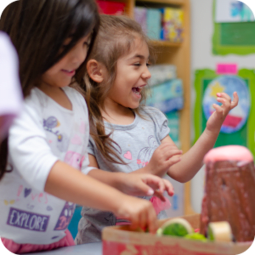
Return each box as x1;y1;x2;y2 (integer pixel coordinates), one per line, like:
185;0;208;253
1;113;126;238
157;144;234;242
84;42;90;47
133;63;141;67
146;63;151;67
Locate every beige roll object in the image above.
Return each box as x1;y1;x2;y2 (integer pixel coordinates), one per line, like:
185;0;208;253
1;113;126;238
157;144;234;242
208;222;232;242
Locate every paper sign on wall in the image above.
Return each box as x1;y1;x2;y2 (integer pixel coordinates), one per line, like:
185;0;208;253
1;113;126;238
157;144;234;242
216;63;238;75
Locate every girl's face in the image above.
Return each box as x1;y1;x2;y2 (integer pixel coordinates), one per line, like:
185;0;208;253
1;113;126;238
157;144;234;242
41;34;91;88
106;37;151;110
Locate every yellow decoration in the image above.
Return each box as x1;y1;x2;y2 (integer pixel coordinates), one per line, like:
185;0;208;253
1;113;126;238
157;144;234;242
4;200;15;205
210;82;225;98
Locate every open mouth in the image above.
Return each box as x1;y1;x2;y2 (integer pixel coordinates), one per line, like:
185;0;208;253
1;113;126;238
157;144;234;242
132;86;142;95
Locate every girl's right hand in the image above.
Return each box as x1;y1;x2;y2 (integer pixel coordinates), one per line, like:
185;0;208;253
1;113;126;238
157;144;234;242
115;195;158;233
145;143;182;177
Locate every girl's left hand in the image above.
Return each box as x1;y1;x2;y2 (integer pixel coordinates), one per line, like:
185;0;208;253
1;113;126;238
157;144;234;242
120;173;174;200
206;92;239;133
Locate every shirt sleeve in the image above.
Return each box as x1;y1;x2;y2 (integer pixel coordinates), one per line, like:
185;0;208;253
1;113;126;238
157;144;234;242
0;32;22;139
87;136;96;156
8;99;58;192
146;107;170;141
81;137;98;175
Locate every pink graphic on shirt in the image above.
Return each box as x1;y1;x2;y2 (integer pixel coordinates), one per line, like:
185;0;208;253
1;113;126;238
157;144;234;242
124;151;132;160
54;202;75;231
31;193;48;204
64;151;85;170
150;196;171;216
71;134;82;145
17;185;23;197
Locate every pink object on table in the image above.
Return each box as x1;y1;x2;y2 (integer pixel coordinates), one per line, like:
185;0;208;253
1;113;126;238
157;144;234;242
97;1;126;15
0;32;22;141
216;64;238;75
204;145;253;163
149;196;171;216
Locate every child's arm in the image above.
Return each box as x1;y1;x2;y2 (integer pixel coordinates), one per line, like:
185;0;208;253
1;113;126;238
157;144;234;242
165;92;239;183
87;154;174;198
45;160;158;233
136;92;238;182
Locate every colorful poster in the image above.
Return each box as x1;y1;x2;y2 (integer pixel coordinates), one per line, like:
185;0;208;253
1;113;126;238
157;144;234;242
202;76;250;133
193;69;255;157
215;0;254;23
213;0;255;55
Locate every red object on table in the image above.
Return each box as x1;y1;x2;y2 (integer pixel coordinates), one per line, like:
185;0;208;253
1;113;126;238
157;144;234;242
97;1;126;15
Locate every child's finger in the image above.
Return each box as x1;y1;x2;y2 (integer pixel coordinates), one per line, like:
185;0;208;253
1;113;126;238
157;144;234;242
147;206;158;234
230;92;239;109
165;148;183;158
153;190;166;202
129;214;139;231
166;155;182;168
139;209;147;229
217;92;231;102
163;179;174;196
216;98;226;105
142;175;166;192
137;180;154;196
212;103;224;113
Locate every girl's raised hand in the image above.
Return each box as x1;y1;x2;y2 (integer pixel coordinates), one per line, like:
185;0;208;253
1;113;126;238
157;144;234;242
120;173;174;199
116;195;158;233
206;92;239;133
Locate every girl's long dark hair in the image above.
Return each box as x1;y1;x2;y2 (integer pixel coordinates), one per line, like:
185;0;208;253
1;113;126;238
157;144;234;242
0;0;100;180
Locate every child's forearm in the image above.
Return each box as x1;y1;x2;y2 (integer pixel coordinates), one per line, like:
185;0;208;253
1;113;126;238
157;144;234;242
44;161;126;214
167;128;219;183
87;168;126;191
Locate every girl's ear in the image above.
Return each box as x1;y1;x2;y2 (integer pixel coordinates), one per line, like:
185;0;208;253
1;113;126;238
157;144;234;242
86;59;105;83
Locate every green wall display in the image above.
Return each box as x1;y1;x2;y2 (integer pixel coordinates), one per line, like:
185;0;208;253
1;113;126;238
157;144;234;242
212;0;255;55
193;69;255;157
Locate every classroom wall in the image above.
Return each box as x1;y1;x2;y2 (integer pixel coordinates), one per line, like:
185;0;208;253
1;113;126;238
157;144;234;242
190;0;255;213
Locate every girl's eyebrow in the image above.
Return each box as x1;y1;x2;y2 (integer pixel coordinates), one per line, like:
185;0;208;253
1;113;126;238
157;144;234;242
130;54;145;60
128;54;150;61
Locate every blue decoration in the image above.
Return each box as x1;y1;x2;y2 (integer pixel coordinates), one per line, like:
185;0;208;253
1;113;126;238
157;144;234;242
203;76;250;133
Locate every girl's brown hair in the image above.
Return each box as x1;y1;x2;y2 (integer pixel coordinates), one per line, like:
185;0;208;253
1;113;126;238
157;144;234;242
0;0;100;180
85;14;154;164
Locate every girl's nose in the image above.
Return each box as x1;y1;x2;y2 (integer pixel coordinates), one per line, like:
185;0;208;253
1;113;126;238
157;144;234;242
142;67;151;80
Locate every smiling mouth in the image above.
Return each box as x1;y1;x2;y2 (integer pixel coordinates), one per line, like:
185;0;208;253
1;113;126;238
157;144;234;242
132;86;144;95
62;69;75;73
62;69;75;76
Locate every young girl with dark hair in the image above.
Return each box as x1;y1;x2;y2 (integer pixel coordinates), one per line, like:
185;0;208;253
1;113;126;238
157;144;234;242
75;14;239;244
0;1;172;253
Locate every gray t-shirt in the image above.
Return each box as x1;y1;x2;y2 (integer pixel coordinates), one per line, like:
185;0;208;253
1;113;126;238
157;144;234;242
75;106;170;244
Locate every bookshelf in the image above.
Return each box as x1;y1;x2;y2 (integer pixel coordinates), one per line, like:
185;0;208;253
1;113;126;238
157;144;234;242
99;0;194;215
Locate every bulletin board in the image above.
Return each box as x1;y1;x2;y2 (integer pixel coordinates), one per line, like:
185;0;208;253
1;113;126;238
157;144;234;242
212;0;255;55
193;69;255;157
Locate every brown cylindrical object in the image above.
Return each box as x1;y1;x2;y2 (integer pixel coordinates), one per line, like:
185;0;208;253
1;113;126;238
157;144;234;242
200;146;255;242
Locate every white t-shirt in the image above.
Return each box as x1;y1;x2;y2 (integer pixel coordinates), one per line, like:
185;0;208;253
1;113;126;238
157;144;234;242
0;86;90;244
0;32;22;140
